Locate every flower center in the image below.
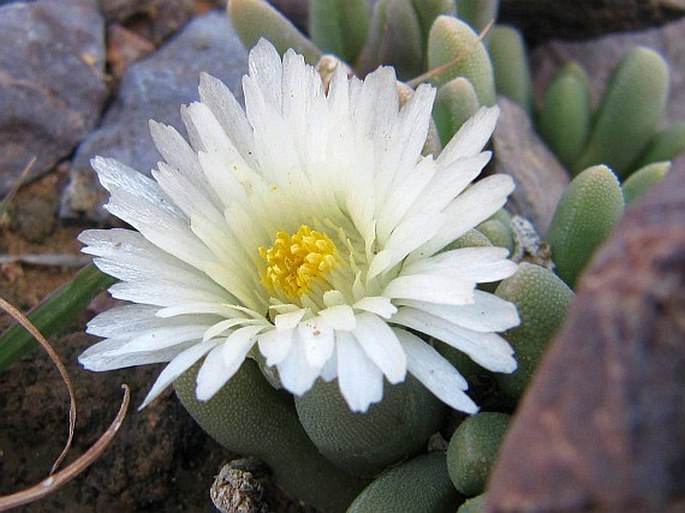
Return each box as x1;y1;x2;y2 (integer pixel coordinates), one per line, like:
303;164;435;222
259;225;338;301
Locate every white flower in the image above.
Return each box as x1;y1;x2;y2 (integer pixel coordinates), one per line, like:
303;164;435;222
79;39;519;414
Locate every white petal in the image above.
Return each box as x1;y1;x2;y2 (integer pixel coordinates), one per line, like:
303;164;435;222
198;72;256;165
352;312;407;384
397;290;520;333
79;337;193;371
195;344;233;401
317;304;356;331
383;274;475;305
320;349;338;382
297;318;335;368
392;307;517;373
221;325;263;367
140;340;219;409
105;325;208;356
275;309;307;331
203;318;262;343
257;328;293;366
395;329;478;414
403;246;517;283
416;174;515;259
86;304;163;338
336;331;384;412
437;106;499;166
353;296;397;319
276;332;320;396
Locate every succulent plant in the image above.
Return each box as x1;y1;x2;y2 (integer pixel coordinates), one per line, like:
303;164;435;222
547;165;625;288
446;412;511;496
347;452;460;513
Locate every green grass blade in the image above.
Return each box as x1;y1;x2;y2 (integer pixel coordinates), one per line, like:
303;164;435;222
0;263;115;372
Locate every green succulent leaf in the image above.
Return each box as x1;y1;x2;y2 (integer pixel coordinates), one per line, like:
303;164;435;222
447;412;510;497
488;24;533;114
309;0;370;64
295;376;445;477
621;161;671;205
572;46;669;177
411;0;456;41
356;0;424;80
228;0;322;63
175;360;369;513
457;493;487;513
635;121;685;169
538;62;592;170
347;453;460;513
456;0;500;35
547;164;624;288
494;262;574;398
427;15;496;106
433;77;481;145
476;219;514;253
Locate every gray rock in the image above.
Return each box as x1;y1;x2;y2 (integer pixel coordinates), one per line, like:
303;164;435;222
60;11;249;221
0;0;107;197
531;16;685;127
493;96;570;236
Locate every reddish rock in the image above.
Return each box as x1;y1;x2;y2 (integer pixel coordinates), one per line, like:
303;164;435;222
485;161;685;512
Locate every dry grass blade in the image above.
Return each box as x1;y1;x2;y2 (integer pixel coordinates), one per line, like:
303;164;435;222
0;157;36;220
0;296;76;473
0;385;130;511
406;19;494;88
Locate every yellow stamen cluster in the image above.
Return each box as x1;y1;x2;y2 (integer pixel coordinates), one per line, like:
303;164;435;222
259;225;337;300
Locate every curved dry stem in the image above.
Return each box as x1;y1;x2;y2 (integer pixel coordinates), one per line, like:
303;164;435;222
0;385;130;511
406;18;494;88
0;296;76;474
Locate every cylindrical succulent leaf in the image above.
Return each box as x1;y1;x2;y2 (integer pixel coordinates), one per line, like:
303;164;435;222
447;412;510;496
427;15;496;106
309;0;370;64
494;263;574;398
175;360;368;513
444;228;493;251
411;0;456;40
538;62;592;170
572;46;670;177
355;0;424;80
488;25;533;114
295;376;445;477
433;77;481;145
457;494;486;513
346;453;460;513
228;0;322;63
621;161;671;205
476;219;514;253
547;164;624;288
635;121;685;168
456;0;500;35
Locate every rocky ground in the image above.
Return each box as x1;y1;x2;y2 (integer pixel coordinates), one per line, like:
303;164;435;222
0;1;684;512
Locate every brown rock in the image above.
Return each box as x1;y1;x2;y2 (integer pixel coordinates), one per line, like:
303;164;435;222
492;96;570;236
485;161;685;511
106;24;155;83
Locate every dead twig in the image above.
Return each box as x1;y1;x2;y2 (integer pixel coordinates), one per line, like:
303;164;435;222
0;296;77;474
